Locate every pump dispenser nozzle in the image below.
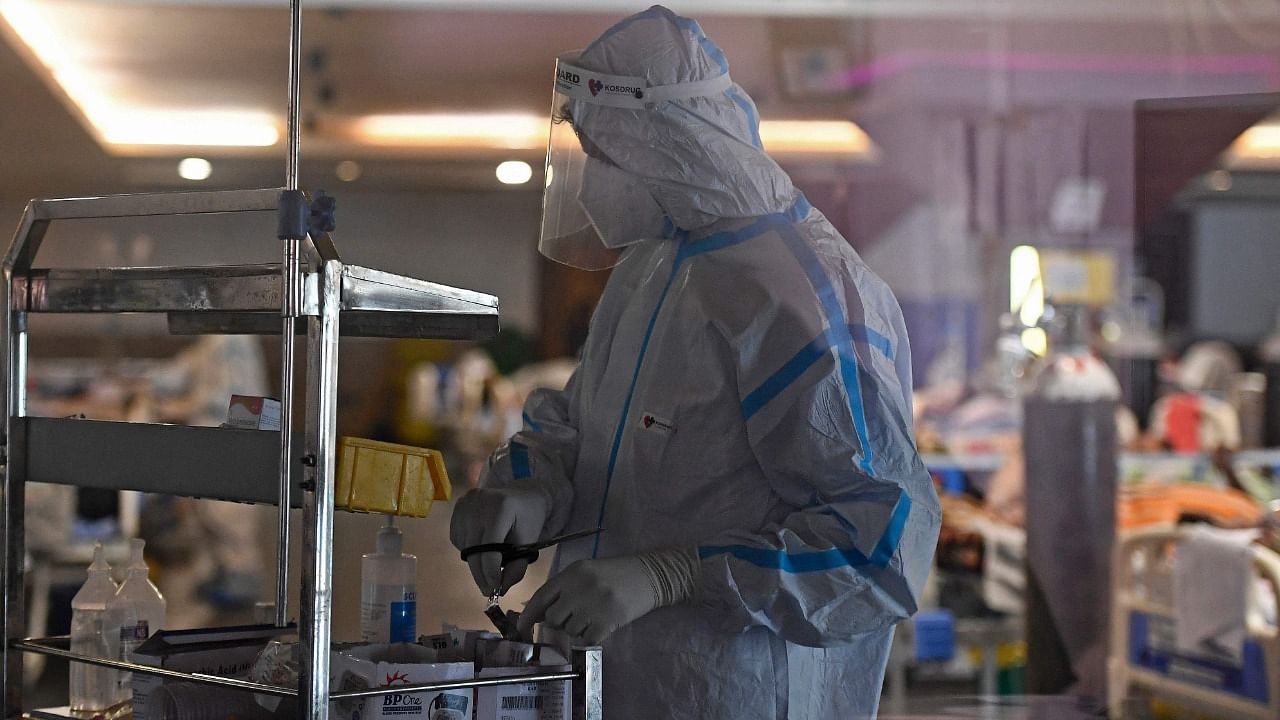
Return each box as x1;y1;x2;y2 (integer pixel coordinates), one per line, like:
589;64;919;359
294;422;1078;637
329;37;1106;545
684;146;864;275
376;521;404;557
126;539;148;575
88;542;110;576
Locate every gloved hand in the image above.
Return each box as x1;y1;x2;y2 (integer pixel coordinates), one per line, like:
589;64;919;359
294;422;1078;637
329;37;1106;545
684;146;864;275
449;486;549;596
517;546;700;644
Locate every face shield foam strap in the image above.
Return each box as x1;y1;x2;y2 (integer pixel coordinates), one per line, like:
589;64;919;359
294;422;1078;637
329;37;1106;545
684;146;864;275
554;59;733;110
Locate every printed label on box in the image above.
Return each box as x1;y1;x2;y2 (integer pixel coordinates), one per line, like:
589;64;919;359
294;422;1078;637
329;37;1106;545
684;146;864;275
475;669;570;720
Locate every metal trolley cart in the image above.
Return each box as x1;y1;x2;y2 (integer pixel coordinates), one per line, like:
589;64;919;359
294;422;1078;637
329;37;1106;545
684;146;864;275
0;3;602;719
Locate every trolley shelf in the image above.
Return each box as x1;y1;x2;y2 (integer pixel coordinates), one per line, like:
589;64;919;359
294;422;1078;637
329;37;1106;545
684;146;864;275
25;709;77;720
14;265;299;314
15;417;305;506
20;189;284;221
13;637;294;697
12;263;500;341
13;636;588;701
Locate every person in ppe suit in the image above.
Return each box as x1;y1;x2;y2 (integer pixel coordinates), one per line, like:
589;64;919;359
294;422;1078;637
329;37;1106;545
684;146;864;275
450;6;940;719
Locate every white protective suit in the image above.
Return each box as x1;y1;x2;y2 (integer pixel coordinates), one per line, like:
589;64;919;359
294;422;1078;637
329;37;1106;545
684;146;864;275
482;7;940;719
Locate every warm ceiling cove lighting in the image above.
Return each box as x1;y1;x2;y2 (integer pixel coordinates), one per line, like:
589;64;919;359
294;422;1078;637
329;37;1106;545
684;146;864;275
758;120;877;158
1231;123;1280;159
496;160;533;185
101;110;279;147
354;114;544;150
178;157;212;181
350;114;875;158
0;0;279;149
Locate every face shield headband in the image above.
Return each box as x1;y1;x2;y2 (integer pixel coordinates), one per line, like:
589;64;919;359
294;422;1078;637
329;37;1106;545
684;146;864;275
537;55;734;270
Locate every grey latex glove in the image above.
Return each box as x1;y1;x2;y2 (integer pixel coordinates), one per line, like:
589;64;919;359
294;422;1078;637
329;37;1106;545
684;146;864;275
449;486;549;596
517;546;700;644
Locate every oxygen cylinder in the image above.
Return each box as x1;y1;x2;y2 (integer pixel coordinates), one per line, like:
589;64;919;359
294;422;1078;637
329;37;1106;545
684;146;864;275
1022;305;1120;708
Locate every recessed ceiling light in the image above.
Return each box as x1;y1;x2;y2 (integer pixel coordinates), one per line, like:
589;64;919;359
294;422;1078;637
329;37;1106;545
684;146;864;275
353;114;544;150
177;157;212;181
496;160;533;185
335;160;362;182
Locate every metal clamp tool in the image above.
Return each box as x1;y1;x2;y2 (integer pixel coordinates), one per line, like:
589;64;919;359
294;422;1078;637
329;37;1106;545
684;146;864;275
460;527;603;639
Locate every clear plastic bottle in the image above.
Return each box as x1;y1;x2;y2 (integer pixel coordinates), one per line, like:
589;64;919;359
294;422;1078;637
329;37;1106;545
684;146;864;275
106;538;166;704
70;542;119;713
361;519;418;643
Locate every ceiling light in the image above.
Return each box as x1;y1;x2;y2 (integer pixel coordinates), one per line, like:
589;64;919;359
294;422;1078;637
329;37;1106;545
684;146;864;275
0;0;279;150
758;120;878;159
102;110;279;147
335;160;362;182
496;160;533;185
1010;244;1043;328
1230;123;1280;159
353;114;544;150
177;157;212;181
347;114;877;160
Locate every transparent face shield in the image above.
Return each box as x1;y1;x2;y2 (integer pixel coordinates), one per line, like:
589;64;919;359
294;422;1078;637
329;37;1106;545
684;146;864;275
539;98;621;270
537;55;734;270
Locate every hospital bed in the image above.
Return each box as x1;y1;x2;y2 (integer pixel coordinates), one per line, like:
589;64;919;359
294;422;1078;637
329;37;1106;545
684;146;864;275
1109;527;1280;719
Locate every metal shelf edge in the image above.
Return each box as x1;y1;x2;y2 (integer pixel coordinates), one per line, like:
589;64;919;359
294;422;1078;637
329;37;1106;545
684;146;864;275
15;264;297;314
342;265;498;311
29;189;285;221
330;671;579;700
13;638;580;702
12;637;296;697
26;708;79;720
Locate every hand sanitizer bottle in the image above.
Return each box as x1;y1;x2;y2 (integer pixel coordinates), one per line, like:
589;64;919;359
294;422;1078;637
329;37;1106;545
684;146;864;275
361;519;417;643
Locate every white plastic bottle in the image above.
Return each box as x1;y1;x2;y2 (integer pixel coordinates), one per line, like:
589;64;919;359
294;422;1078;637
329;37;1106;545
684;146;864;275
361;520;417;643
106;538;166;703
70;542;119;713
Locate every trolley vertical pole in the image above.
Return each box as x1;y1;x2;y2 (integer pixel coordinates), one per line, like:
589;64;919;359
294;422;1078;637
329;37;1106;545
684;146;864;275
299;260;341;719
276;0;305;629
1;279;19;720
286;0;302;192
572;647;603;720
1;208;34;719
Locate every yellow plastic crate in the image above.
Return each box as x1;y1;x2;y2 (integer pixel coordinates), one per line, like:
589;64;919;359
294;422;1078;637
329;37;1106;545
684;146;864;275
334;437;450;518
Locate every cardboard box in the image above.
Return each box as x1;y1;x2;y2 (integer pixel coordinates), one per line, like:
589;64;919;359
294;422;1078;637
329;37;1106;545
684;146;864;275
130;624;294;719
472;638;571;720
226;395;282;431
331;643;473;720
474;665;571;720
